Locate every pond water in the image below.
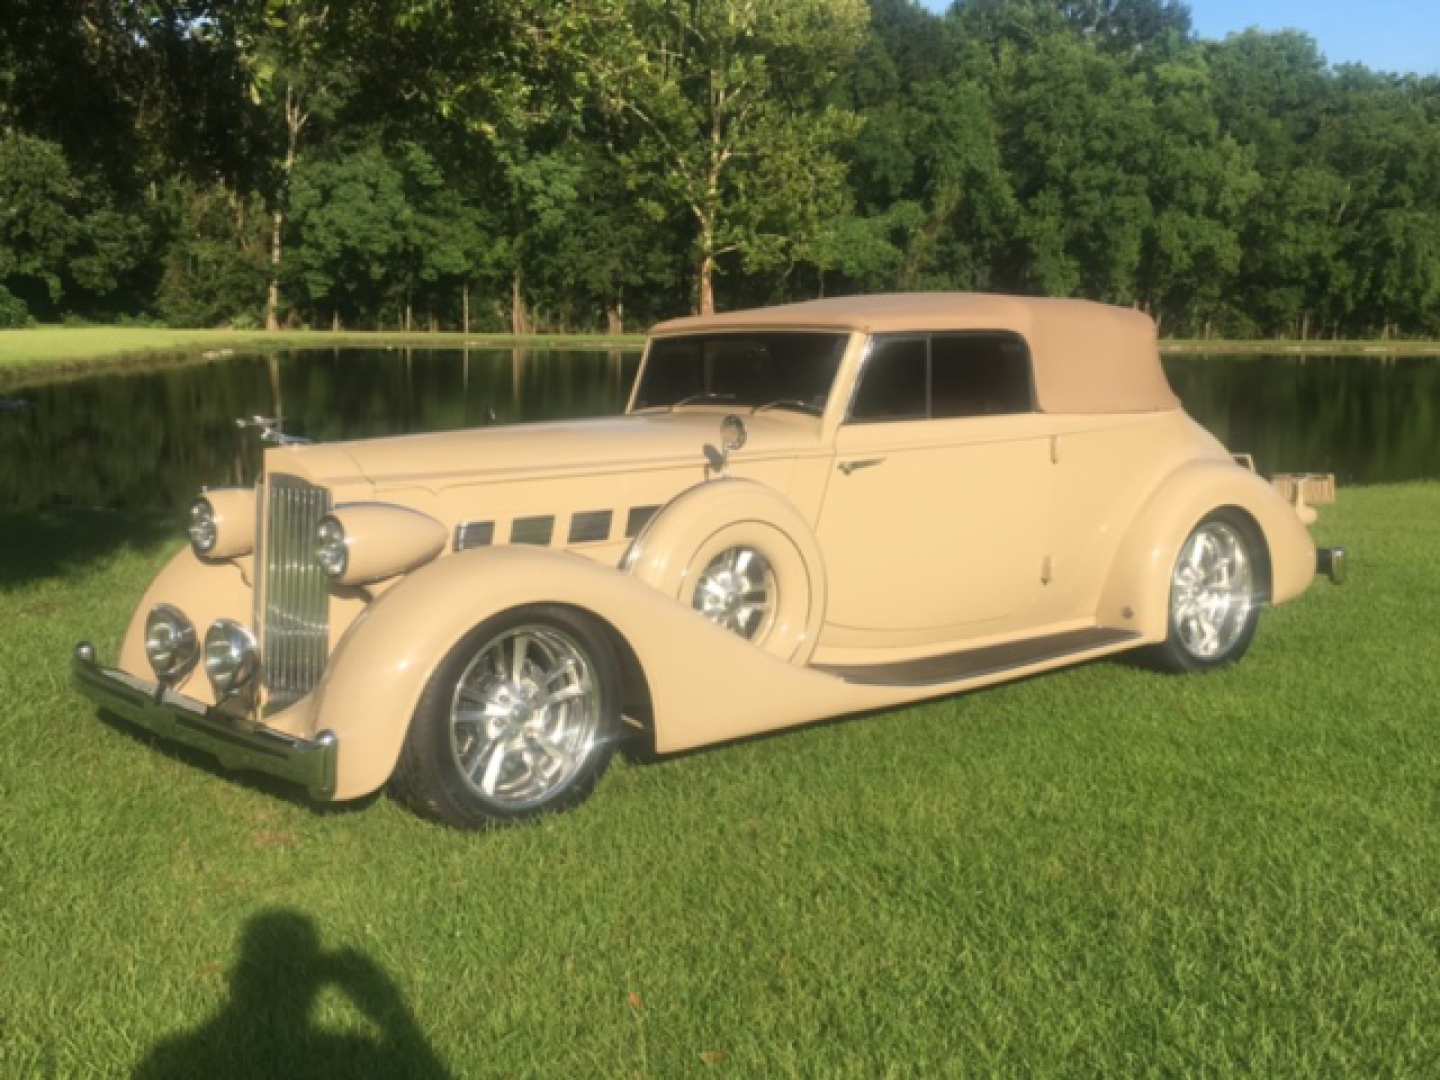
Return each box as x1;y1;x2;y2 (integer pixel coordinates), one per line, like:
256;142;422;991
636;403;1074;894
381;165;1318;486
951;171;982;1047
1;347;1436;515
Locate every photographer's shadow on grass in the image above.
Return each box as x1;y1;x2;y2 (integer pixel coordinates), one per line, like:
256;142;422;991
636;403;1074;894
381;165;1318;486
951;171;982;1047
134;909;452;1080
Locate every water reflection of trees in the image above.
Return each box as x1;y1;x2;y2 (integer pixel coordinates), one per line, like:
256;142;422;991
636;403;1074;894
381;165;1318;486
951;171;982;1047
2;350;1433;515
1162;355;1440;482
0;349;641;513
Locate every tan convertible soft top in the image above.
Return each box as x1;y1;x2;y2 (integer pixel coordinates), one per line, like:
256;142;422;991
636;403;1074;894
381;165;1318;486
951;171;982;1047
651;292;1179;414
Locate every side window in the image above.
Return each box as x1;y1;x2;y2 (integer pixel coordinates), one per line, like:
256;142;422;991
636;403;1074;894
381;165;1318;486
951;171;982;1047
930;332;1034;417
849;336;927;421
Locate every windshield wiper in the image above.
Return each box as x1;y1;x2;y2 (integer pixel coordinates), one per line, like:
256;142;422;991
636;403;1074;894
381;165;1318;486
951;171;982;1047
752;399;823;416
670;392;737;410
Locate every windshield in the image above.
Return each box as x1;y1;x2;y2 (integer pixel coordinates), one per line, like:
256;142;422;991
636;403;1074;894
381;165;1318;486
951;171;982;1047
631;332;849;412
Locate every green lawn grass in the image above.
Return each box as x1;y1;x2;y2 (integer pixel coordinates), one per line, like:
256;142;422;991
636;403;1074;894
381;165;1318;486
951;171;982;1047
1164;338;1440;356
2;326;1437;392
0;326;643;387
2;484;1437;1075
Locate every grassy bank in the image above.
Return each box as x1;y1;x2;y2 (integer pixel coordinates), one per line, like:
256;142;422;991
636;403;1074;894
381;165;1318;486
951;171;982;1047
0;326;644;387
3;325;1438;389
2;483;1437;1075
1164;338;1440;356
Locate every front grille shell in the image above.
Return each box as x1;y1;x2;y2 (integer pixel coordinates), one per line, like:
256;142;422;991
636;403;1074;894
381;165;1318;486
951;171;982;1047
260;474;332;711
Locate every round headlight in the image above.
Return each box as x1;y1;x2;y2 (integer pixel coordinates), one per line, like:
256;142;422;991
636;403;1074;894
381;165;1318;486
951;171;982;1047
203;619;260;698
188;497;217;555
315;516;348;578
145;604;198;684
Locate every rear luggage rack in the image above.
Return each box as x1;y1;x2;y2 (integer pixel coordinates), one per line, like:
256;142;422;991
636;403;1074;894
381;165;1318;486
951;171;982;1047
1270;473;1337;506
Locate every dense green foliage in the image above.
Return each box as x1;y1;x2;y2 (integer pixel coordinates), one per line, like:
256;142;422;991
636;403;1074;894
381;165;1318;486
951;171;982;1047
2;1;1438;336
3;484;1438;1073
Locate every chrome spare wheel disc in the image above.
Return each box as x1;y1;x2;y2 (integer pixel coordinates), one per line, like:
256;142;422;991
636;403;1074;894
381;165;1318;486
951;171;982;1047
1171;521;1254;659
692;546;776;640
448;625;600;808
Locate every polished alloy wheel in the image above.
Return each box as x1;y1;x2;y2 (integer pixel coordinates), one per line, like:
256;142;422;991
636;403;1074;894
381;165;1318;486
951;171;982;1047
447;625;600;808
1170;521;1254;659
692;546;776;640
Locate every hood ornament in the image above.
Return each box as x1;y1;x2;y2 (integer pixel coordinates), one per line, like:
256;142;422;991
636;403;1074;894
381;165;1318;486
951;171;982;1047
235;415;313;446
704;414;748;476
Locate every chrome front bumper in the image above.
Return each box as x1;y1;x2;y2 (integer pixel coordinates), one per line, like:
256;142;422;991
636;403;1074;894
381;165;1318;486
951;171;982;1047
72;643;338;799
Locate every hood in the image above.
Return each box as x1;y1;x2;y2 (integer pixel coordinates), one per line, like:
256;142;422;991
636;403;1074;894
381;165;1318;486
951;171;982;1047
266;411;823;489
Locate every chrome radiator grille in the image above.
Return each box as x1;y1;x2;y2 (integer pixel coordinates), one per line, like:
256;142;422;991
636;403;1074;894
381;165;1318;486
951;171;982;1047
262;474;332;709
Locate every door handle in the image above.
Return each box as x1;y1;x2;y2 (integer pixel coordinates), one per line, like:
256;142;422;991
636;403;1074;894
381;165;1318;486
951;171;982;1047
838;457;886;476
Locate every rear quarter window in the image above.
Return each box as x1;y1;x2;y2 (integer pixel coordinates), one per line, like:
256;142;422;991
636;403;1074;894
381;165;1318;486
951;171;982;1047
930;332;1034;418
848;331;1035;422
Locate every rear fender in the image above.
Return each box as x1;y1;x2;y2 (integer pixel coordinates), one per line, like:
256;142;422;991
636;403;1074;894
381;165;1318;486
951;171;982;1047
1097;460;1316;641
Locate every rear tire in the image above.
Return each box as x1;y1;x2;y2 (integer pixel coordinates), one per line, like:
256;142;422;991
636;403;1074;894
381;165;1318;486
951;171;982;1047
390;605;622;828
1146;510;1263;674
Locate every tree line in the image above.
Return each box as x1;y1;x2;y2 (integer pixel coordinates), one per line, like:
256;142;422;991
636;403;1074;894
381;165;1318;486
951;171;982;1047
2;0;1437;339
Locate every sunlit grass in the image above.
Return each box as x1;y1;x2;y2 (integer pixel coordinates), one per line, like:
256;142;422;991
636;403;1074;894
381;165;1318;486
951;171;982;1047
3;325;1438;391
1;484;1436;1075
1165;338;1440;355
0;326;643;386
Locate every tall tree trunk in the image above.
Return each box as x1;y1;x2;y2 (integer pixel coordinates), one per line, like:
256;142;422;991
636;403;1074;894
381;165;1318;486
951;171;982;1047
462;282;470;335
697;252;715;316
266;86;305;333
266;208;284;331
511;270;530;335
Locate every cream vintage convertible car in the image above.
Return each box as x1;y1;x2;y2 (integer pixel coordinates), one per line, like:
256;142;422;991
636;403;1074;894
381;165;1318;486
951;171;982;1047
73;293;1345;828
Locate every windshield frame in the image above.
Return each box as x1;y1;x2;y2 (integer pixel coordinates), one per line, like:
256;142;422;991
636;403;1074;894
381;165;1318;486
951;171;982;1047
626;330;853;416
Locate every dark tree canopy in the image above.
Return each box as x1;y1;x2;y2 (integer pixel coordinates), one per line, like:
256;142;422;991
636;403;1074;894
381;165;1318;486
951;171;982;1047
0;0;1437;339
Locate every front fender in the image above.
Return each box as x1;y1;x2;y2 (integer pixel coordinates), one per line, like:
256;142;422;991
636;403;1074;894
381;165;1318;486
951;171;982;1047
1097;460;1316;641
310;545;876;800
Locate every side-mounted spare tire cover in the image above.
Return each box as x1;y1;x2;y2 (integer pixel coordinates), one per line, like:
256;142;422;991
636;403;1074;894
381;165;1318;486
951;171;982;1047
623;479;827;665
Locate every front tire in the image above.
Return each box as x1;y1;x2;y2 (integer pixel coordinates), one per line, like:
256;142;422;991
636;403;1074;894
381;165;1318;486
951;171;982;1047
390;605;622;828
1147;511;1263;674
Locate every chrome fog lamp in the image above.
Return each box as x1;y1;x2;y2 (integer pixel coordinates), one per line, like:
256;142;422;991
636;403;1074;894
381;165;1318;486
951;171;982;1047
203;620;260;698
145;604;198;684
315;516;348;578
188;497;218;555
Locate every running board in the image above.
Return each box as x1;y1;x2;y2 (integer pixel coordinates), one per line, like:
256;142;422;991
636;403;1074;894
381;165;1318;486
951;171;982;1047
812;626;1141;687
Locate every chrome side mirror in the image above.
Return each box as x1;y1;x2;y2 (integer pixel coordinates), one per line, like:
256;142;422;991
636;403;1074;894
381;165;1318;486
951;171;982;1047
704;414;748;477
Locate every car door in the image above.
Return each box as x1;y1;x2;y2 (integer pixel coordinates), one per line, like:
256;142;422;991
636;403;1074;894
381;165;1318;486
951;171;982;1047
815;331;1052;635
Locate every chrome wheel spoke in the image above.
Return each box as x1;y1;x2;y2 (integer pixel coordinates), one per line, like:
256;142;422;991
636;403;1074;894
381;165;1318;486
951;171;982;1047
467;738;505;791
536;683;585;709
527;730;571;772
510;632;532;683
